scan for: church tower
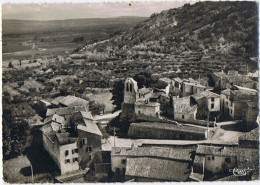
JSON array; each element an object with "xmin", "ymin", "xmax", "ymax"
[{"xmin": 124, "ymin": 78, "xmax": 138, "ymax": 104}]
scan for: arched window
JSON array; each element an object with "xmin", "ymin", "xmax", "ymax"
[
  {"xmin": 126, "ymin": 84, "xmax": 129, "ymax": 91},
  {"xmin": 130, "ymin": 83, "xmax": 132, "ymax": 92}
]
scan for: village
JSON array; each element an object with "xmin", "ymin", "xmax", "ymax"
[
  {"xmin": 3, "ymin": 66, "xmax": 258, "ymax": 183},
  {"xmin": 2, "ymin": 1, "xmax": 259, "ymax": 184}
]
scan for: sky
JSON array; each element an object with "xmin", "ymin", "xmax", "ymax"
[{"xmin": 2, "ymin": 1, "xmax": 187, "ymax": 20}]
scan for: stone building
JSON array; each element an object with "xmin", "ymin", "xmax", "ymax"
[
  {"xmin": 220, "ymin": 86, "xmax": 258, "ymax": 120},
  {"xmin": 121, "ymin": 78, "xmax": 161, "ymax": 122},
  {"xmin": 191, "ymin": 91, "xmax": 220, "ymax": 120},
  {"xmin": 182, "ymin": 80, "xmax": 206, "ymax": 97},
  {"xmin": 111, "ymin": 146, "xmax": 194, "ymax": 182},
  {"xmin": 41, "ymin": 111, "xmax": 102, "ymax": 175},
  {"xmin": 170, "ymin": 77, "xmax": 183, "ymax": 96},
  {"xmin": 243, "ymin": 102, "xmax": 259, "ymax": 128},
  {"xmin": 192, "ymin": 145, "xmax": 237, "ymax": 180}
]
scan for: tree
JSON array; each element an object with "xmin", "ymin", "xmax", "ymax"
[{"xmin": 110, "ymin": 80, "xmax": 124, "ymax": 112}]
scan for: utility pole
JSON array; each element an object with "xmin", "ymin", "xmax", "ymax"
[
  {"xmin": 113, "ymin": 126, "xmax": 116, "ymax": 147},
  {"xmin": 207, "ymin": 113, "xmax": 209, "ymax": 140},
  {"xmin": 31, "ymin": 165, "xmax": 34, "ymax": 183}
]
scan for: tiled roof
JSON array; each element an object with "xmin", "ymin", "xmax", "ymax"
[
  {"xmin": 183, "ymin": 81, "xmax": 205, "ymax": 88},
  {"xmin": 138, "ymin": 87, "xmax": 153, "ymax": 95},
  {"xmin": 192, "ymin": 90, "xmax": 220, "ymax": 100},
  {"xmin": 126, "ymin": 157, "xmax": 191, "ymax": 181},
  {"xmin": 55, "ymin": 132, "xmax": 77, "ymax": 145},
  {"xmin": 44, "ymin": 114, "xmax": 65, "ymax": 124},
  {"xmin": 40, "ymin": 99, "xmax": 51, "ymax": 106},
  {"xmin": 111, "ymin": 147, "xmax": 194, "ymax": 161},
  {"xmin": 150, "ymin": 92, "xmax": 164, "ymax": 99},
  {"xmin": 227, "ymin": 86, "xmax": 258, "ymax": 101},
  {"xmin": 227, "ymin": 75, "xmax": 253, "ymax": 83},
  {"xmin": 77, "ymin": 121, "xmax": 102, "ymax": 136},
  {"xmin": 159, "ymin": 77, "xmax": 172, "ymax": 84},
  {"xmin": 213, "ymin": 72, "xmax": 227, "ymax": 78},
  {"xmin": 40, "ymin": 123, "xmax": 53, "ymax": 134},
  {"xmin": 221, "ymin": 89, "xmax": 231, "ymax": 96},
  {"xmin": 196, "ymin": 145, "xmax": 237, "ymax": 157},
  {"xmin": 135, "ymin": 101, "xmax": 160, "ymax": 107},
  {"xmin": 51, "ymin": 96, "xmax": 65, "ymax": 105},
  {"xmin": 174, "ymin": 104, "xmax": 197, "ymax": 114},
  {"xmin": 46, "ymin": 106, "xmax": 86, "ymax": 117},
  {"xmin": 238, "ymin": 128, "xmax": 259, "ymax": 142},
  {"xmin": 59, "ymin": 95, "xmax": 89, "ymax": 107},
  {"xmin": 80, "ymin": 111, "xmax": 94, "ymax": 120},
  {"xmin": 130, "ymin": 122, "xmax": 206, "ymax": 134},
  {"xmin": 51, "ymin": 121, "xmax": 61, "ymax": 132}
]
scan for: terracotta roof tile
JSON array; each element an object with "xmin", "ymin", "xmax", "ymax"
[{"xmin": 126, "ymin": 157, "xmax": 191, "ymax": 181}]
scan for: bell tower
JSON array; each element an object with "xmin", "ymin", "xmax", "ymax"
[{"xmin": 124, "ymin": 78, "xmax": 138, "ymax": 104}]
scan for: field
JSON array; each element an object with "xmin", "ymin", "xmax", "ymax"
[{"xmin": 2, "ymin": 17, "xmax": 146, "ymax": 61}]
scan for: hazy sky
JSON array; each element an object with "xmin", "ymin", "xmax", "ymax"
[{"xmin": 2, "ymin": 2, "xmax": 187, "ymax": 20}]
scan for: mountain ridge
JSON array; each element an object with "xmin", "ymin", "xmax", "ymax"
[{"xmin": 74, "ymin": 1, "xmax": 258, "ymax": 78}]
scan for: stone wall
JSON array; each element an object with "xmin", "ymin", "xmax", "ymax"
[{"xmin": 128, "ymin": 124, "xmax": 205, "ymax": 140}]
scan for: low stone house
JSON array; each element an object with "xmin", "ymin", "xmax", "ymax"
[
  {"xmin": 220, "ymin": 86, "xmax": 258, "ymax": 120},
  {"xmin": 191, "ymin": 91, "xmax": 220, "ymax": 120},
  {"xmin": 192, "ymin": 145, "xmax": 238, "ymax": 180},
  {"xmin": 111, "ymin": 146, "xmax": 194, "ymax": 182}
]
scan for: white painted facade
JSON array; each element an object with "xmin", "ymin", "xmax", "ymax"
[
  {"xmin": 135, "ymin": 103, "xmax": 160, "ymax": 118},
  {"xmin": 42, "ymin": 133, "xmax": 79, "ymax": 175},
  {"xmin": 206, "ymin": 97, "xmax": 220, "ymax": 112}
]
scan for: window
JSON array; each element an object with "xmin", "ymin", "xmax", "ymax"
[
  {"xmin": 116, "ymin": 168, "xmax": 120, "ymax": 174},
  {"xmin": 122, "ymin": 159, "xmax": 126, "ymax": 164},
  {"xmin": 225, "ymin": 158, "xmax": 231, "ymax": 163},
  {"xmin": 212, "ymin": 156, "xmax": 215, "ymax": 160},
  {"xmin": 211, "ymin": 97, "xmax": 214, "ymax": 102},
  {"xmin": 80, "ymin": 138, "xmax": 87, "ymax": 147},
  {"xmin": 72, "ymin": 148, "xmax": 78, "ymax": 154},
  {"xmin": 126, "ymin": 84, "xmax": 129, "ymax": 92},
  {"xmin": 230, "ymin": 109, "xmax": 233, "ymax": 114},
  {"xmin": 73, "ymin": 158, "xmax": 78, "ymax": 162},
  {"xmin": 65, "ymin": 159, "xmax": 70, "ymax": 164},
  {"xmin": 87, "ymin": 146, "xmax": 92, "ymax": 152},
  {"xmin": 182, "ymin": 115, "xmax": 184, "ymax": 119},
  {"xmin": 65, "ymin": 150, "xmax": 69, "ymax": 156},
  {"xmin": 129, "ymin": 84, "xmax": 132, "ymax": 92},
  {"xmin": 231, "ymin": 102, "xmax": 233, "ymax": 106},
  {"xmin": 211, "ymin": 103, "xmax": 214, "ymax": 109},
  {"xmin": 89, "ymin": 154, "xmax": 92, "ymax": 160},
  {"xmin": 139, "ymin": 93, "xmax": 141, "ymax": 98},
  {"xmin": 226, "ymin": 102, "xmax": 228, "ymax": 105},
  {"xmin": 138, "ymin": 111, "xmax": 141, "ymax": 114},
  {"xmin": 208, "ymin": 157, "xmax": 211, "ymax": 160}
]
